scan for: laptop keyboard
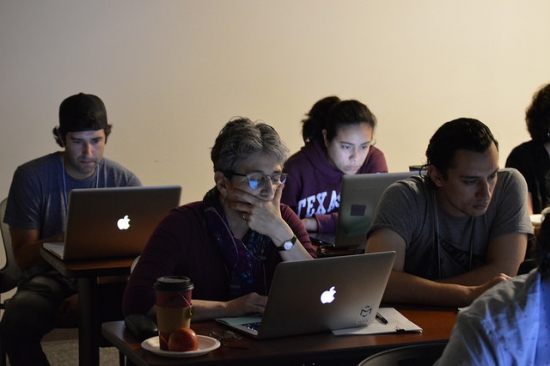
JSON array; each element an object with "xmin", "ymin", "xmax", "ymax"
[{"xmin": 244, "ymin": 322, "xmax": 262, "ymax": 332}]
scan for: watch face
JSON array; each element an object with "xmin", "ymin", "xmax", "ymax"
[{"xmin": 284, "ymin": 241, "xmax": 293, "ymax": 250}]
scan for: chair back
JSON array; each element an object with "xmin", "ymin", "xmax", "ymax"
[
  {"xmin": 518, "ymin": 258, "xmax": 537, "ymax": 275},
  {"xmin": 0, "ymin": 198, "xmax": 21, "ymax": 295},
  {"xmin": 358, "ymin": 342, "xmax": 447, "ymax": 366}
]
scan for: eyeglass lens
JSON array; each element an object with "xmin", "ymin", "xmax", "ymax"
[{"xmin": 247, "ymin": 173, "xmax": 287, "ymax": 189}]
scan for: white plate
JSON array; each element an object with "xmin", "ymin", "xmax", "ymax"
[{"xmin": 141, "ymin": 335, "xmax": 220, "ymax": 358}]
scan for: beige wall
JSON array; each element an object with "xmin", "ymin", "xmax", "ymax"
[{"xmin": 1, "ymin": 0, "xmax": 550, "ymax": 207}]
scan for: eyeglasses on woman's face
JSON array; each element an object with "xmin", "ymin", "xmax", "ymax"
[{"xmin": 230, "ymin": 172, "xmax": 288, "ymax": 190}]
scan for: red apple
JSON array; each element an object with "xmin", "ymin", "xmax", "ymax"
[{"xmin": 168, "ymin": 327, "xmax": 199, "ymax": 352}]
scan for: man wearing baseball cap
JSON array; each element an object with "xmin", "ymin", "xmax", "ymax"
[{"xmin": 0, "ymin": 93, "xmax": 141, "ymax": 365}]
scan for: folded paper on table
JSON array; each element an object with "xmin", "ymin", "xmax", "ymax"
[
  {"xmin": 531, "ymin": 214, "xmax": 542, "ymax": 227},
  {"xmin": 332, "ymin": 307, "xmax": 422, "ymax": 336}
]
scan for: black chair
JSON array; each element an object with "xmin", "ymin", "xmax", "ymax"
[
  {"xmin": 518, "ymin": 258, "xmax": 537, "ymax": 275},
  {"xmin": 0, "ymin": 198, "xmax": 22, "ymax": 309},
  {"xmin": 358, "ymin": 342, "xmax": 447, "ymax": 366},
  {"xmin": 0, "ymin": 198, "xmax": 22, "ymax": 366}
]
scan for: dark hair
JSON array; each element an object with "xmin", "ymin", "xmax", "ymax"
[
  {"xmin": 211, "ymin": 117, "xmax": 289, "ymax": 174},
  {"xmin": 526, "ymin": 83, "xmax": 550, "ymax": 144},
  {"xmin": 536, "ymin": 212, "xmax": 550, "ymax": 276},
  {"xmin": 52, "ymin": 125, "xmax": 112, "ymax": 147},
  {"xmin": 426, "ymin": 118, "xmax": 498, "ymax": 179},
  {"xmin": 301, "ymin": 96, "xmax": 340, "ymax": 142},
  {"xmin": 301, "ymin": 97, "xmax": 377, "ymax": 144}
]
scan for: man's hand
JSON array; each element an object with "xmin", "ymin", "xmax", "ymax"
[{"xmin": 467, "ymin": 273, "xmax": 510, "ymax": 304}]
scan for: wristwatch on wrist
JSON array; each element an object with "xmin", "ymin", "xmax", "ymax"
[{"xmin": 277, "ymin": 235, "xmax": 296, "ymax": 251}]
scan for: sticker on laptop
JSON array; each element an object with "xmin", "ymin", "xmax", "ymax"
[{"xmin": 357, "ymin": 305, "xmax": 373, "ymax": 324}]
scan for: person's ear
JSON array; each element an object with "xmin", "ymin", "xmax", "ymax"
[
  {"xmin": 54, "ymin": 127, "xmax": 65, "ymax": 147},
  {"xmin": 428, "ymin": 166, "xmax": 444, "ymax": 188},
  {"xmin": 322, "ymin": 129, "xmax": 329, "ymax": 148},
  {"xmin": 214, "ymin": 171, "xmax": 229, "ymax": 196}
]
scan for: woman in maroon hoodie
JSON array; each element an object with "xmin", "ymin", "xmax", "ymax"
[{"xmin": 282, "ymin": 97, "xmax": 388, "ymax": 234}]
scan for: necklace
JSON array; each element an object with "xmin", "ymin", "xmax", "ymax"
[
  {"xmin": 61, "ymin": 157, "xmax": 100, "ymax": 213},
  {"xmin": 433, "ymin": 193, "xmax": 474, "ymax": 279}
]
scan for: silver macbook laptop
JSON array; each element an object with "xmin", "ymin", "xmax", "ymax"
[
  {"xmin": 216, "ymin": 251, "xmax": 396, "ymax": 339},
  {"xmin": 310, "ymin": 172, "xmax": 415, "ymax": 250},
  {"xmin": 43, "ymin": 185, "xmax": 181, "ymax": 260}
]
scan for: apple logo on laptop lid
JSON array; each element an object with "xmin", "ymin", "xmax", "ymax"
[
  {"xmin": 117, "ymin": 215, "xmax": 131, "ymax": 230},
  {"xmin": 320, "ymin": 286, "xmax": 336, "ymax": 304}
]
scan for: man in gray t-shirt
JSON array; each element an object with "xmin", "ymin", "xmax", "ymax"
[
  {"xmin": 0, "ymin": 93, "xmax": 141, "ymax": 366},
  {"xmin": 366, "ymin": 118, "xmax": 533, "ymax": 308}
]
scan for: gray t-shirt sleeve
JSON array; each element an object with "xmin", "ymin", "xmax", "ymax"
[
  {"xmin": 488, "ymin": 168, "xmax": 533, "ymax": 239},
  {"xmin": 367, "ymin": 176, "xmax": 433, "ymax": 247}
]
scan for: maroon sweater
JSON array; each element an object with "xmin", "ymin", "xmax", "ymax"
[{"xmin": 122, "ymin": 199, "xmax": 316, "ymax": 317}]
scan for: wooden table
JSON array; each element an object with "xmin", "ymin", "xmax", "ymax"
[
  {"xmin": 40, "ymin": 248, "xmax": 135, "ymax": 366},
  {"xmin": 102, "ymin": 306, "xmax": 457, "ymax": 366}
]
